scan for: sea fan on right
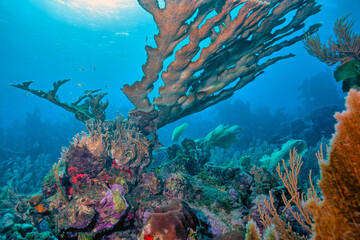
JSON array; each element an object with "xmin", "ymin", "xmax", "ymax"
[
  {"xmin": 304, "ymin": 15, "xmax": 360, "ymax": 92},
  {"xmin": 258, "ymin": 89, "xmax": 360, "ymax": 240},
  {"xmin": 306, "ymin": 89, "xmax": 360, "ymax": 239}
]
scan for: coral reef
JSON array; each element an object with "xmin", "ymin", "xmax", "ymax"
[
  {"xmin": 165, "ymin": 138, "xmax": 211, "ymax": 175},
  {"xmin": 304, "ymin": 15, "xmax": 359, "ymax": 66},
  {"xmin": 7, "ymin": 92, "xmax": 360, "ymax": 239},
  {"xmin": 0, "ymin": 213, "xmax": 56, "ymax": 240},
  {"xmin": 0, "ymin": 154, "xmax": 52, "ymax": 194},
  {"xmin": 243, "ymin": 219, "xmax": 279, "ymax": 240},
  {"xmin": 245, "ymin": 220, "xmax": 262, "ymax": 240},
  {"xmin": 0, "ymin": 110, "xmax": 84, "ymax": 196},
  {"xmin": 291, "ymin": 104, "xmax": 343, "ymax": 146},
  {"xmin": 4, "ymin": 0, "xmax": 336, "ymax": 239},
  {"xmin": 10, "ymin": 0, "xmax": 321, "ymax": 134},
  {"xmin": 10, "ymin": 132, "xmax": 291, "ymax": 239},
  {"xmin": 26, "ymin": 118, "xmax": 153, "ymax": 239}
]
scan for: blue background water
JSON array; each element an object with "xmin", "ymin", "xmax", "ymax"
[{"xmin": 0, "ymin": 0, "xmax": 359, "ymax": 146}]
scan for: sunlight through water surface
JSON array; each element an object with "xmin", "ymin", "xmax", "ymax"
[{"xmin": 31, "ymin": 0, "xmax": 142, "ymax": 28}]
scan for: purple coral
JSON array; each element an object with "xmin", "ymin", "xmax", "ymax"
[{"xmin": 94, "ymin": 185, "xmax": 129, "ymax": 233}]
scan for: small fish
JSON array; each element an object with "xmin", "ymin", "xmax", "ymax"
[
  {"xmin": 145, "ymin": 35, "xmax": 148, "ymax": 43},
  {"xmin": 78, "ymin": 67, "xmax": 85, "ymax": 71},
  {"xmin": 93, "ymin": 65, "xmax": 96, "ymax": 71},
  {"xmin": 77, "ymin": 83, "xmax": 83, "ymax": 87}
]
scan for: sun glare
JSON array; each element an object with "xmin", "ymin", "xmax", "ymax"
[
  {"xmin": 32, "ymin": 0, "xmax": 142, "ymax": 28},
  {"xmin": 57, "ymin": 0, "xmax": 137, "ymax": 12},
  {"xmin": 56, "ymin": 0, "xmax": 138, "ymax": 16}
]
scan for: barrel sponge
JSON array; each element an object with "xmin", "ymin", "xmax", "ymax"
[
  {"xmin": 307, "ymin": 89, "xmax": 360, "ymax": 239},
  {"xmin": 138, "ymin": 199, "xmax": 199, "ymax": 240}
]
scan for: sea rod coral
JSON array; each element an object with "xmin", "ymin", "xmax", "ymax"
[
  {"xmin": 256, "ymin": 89, "xmax": 360, "ymax": 240},
  {"xmin": 304, "ymin": 15, "xmax": 360, "ymax": 91}
]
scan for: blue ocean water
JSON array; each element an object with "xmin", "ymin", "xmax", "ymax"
[
  {"xmin": 0, "ymin": 0, "xmax": 358, "ymax": 140},
  {"xmin": 0, "ymin": 0, "xmax": 359, "ymax": 238},
  {"xmin": 0, "ymin": 0, "xmax": 357, "ymax": 166}
]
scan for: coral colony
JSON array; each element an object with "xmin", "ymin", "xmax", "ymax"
[{"xmin": 4, "ymin": 0, "xmax": 360, "ymax": 239}]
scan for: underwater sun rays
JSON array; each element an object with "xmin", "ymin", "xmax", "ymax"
[
  {"xmin": 32, "ymin": 0, "xmax": 141, "ymax": 28},
  {"xmin": 56, "ymin": 0, "xmax": 137, "ymax": 13}
]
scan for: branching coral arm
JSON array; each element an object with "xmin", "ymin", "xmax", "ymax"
[
  {"xmin": 10, "ymin": 80, "xmax": 109, "ymax": 122},
  {"xmin": 277, "ymin": 149, "xmax": 313, "ymax": 234},
  {"xmin": 259, "ymin": 192, "xmax": 301, "ymax": 240},
  {"xmin": 304, "ymin": 15, "xmax": 360, "ymax": 65}
]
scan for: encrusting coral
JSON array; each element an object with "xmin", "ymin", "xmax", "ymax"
[
  {"xmin": 69, "ymin": 117, "xmax": 152, "ymax": 175},
  {"xmin": 35, "ymin": 118, "xmax": 153, "ymax": 238}
]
